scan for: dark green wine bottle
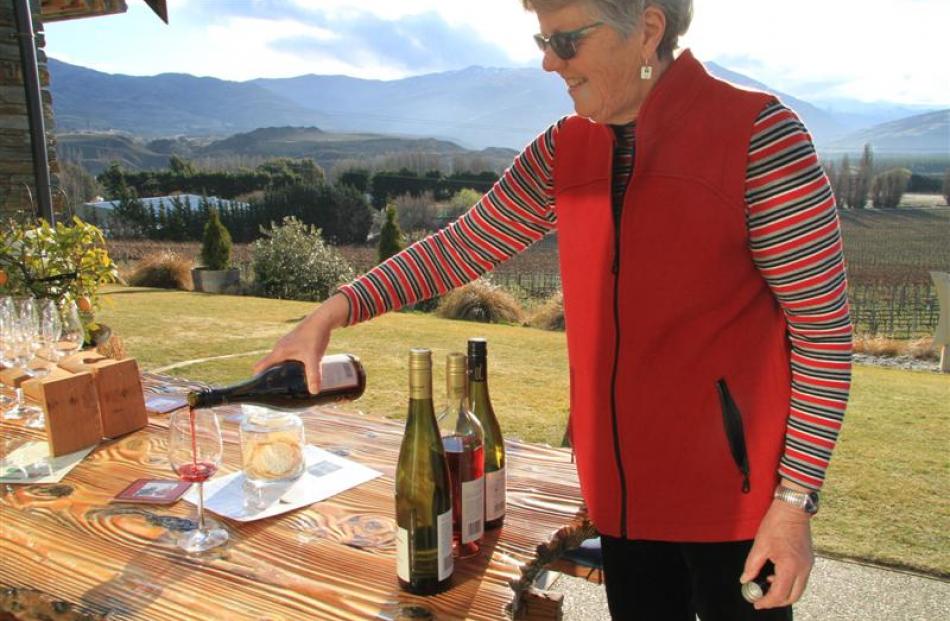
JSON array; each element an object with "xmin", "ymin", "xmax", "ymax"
[
  {"xmin": 467, "ymin": 338, "xmax": 506, "ymax": 529},
  {"xmin": 187, "ymin": 354, "xmax": 366, "ymax": 410},
  {"xmin": 395, "ymin": 349, "xmax": 454, "ymax": 594}
]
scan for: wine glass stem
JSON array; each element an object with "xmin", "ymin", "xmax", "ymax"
[{"xmin": 197, "ymin": 481, "xmax": 206, "ymax": 531}]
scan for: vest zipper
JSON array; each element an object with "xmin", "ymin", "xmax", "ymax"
[{"xmin": 610, "ymin": 201, "xmax": 628, "ymax": 538}]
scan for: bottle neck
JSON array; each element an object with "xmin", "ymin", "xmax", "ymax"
[
  {"xmin": 188, "ymin": 389, "xmax": 224, "ymax": 409},
  {"xmin": 468, "ymin": 358, "xmax": 487, "ymax": 383}
]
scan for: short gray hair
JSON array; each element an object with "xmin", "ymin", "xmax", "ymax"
[{"xmin": 522, "ymin": 0, "xmax": 693, "ymax": 59}]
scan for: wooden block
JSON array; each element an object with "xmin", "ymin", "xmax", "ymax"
[
  {"xmin": 0, "ymin": 366, "xmax": 31, "ymax": 388},
  {"xmin": 21, "ymin": 365, "xmax": 73, "ymax": 402},
  {"xmin": 58, "ymin": 352, "xmax": 147, "ymax": 439},
  {"xmin": 22, "ymin": 368, "xmax": 101, "ymax": 457}
]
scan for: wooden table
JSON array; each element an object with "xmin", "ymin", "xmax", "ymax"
[{"xmin": 1, "ymin": 373, "xmax": 591, "ymax": 620}]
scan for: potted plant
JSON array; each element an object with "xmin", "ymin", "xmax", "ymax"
[
  {"xmin": 192, "ymin": 208, "xmax": 240, "ymax": 293},
  {"xmin": 0, "ymin": 216, "xmax": 120, "ymax": 345}
]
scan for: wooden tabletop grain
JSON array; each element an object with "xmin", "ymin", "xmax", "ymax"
[{"xmin": 0, "ymin": 373, "xmax": 587, "ymax": 621}]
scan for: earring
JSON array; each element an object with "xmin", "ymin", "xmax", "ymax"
[{"xmin": 640, "ymin": 63, "xmax": 653, "ymax": 80}]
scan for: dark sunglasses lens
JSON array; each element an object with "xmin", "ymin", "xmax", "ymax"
[
  {"xmin": 550, "ymin": 33, "xmax": 576, "ymax": 60},
  {"xmin": 533, "ymin": 34, "xmax": 547, "ymax": 52}
]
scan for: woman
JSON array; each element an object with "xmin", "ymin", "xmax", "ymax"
[{"xmin": 256, "ymin": 1, "xmax": 852, "ymax": 618}]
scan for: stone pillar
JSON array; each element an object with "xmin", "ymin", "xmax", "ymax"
[{"xmin": 0, "ymin": 0, "xmax": 58, "ymax": 220}]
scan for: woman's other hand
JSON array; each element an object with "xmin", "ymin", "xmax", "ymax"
[{"xmin": 253, "ymin": 293, "xmax": 350, "ymax": 394}]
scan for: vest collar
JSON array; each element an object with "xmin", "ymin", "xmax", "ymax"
[{"xmin": 633, "ymin": 49, "xmax": 709, "ymax": 147}]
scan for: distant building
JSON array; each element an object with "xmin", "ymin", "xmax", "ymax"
[{"xmin": 78, "ymin": 193, "xmax": 248, "ymax": 235}]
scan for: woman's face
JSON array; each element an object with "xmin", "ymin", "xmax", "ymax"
[{"xmin": 537, "ymin": 3, "xmax": 647, "ymax": 125}]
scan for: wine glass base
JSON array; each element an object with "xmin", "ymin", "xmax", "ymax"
[{"xmin": 177, "ymin": 521, "xmax": 229, "ymax": 553}]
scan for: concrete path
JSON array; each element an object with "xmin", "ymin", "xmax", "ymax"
[{"xmin": 551, "ymin": 556, "xmax": 950, "ymax": 620}]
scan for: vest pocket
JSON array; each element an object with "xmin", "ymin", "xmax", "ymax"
[{"xmin": 715, "ymin": 378, "xmax": 751, "ymax": 493}]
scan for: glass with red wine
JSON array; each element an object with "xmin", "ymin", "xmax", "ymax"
[{"xmin": 168, "ymin": 408, "xmax": 228, "ymax": 552}]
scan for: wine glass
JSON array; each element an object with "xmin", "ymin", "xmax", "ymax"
[
  {"xmin": 38, "ymin": 299, "xmax": 63, "ymax": 362},
  {"xmin": 3, "ymin": 300, "xmax": 41, "ymax": 421},
  {"xmin": 58, "ymin": 300, "xmax": 84, "ymax": 358},
  {"xmin": 168, "ymin": 408, "xmax": 229, "ymax": 552},
  {"xmin": 0, "ymin": 296, "xmax": 16, "ymax": 409}
]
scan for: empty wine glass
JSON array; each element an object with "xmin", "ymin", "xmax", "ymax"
[
  {"xmin": 0, "ymin": 296, "xmax": 16, "ymax": 408},
  {"xmin": 58, "ymin": 300, "xmax": 84, "ymax": 358},
  {"xmin": 38, "ymin": 299, "xmax": 63, "ymax": 362},
  {"xmin": 168, "ymin": 408, "xmax": 228, "ymax": 553},
  {"xmin": 3, "ymin": 298, "xmax": 43, "ymax": 421}
]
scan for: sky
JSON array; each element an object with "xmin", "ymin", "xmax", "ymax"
[{"xmin": 45, "ymin": 0, "xmax": 950, "ymax": 107}]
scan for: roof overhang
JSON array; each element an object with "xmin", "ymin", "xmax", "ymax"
[{"xmin": 40, "ymin": 0, "xmax": 168, "ymax": 24}]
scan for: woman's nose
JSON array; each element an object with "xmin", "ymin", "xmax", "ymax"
[{"xmin": 541, "ymin": 47, "xmax": 566, "ymax": 73}]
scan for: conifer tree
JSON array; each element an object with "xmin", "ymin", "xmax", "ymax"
[{"xmin": 377, "ymin": 204, "xmax": 405, "ymax": 263}]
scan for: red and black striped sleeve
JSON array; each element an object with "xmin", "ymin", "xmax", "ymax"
[
  {"xmin": 338, "ymin": 121, "xmax": 560, "ymax": 322},
  {"xmin": 745, "ymin": 99, "xmax": 853, "ymax": 491}
]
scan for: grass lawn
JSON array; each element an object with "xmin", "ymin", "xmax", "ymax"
[{"xmin": 97, "ymin": 286, "xmax": 949, "ymax": 576}]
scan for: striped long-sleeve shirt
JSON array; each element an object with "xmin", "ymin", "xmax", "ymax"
[{"xmin": 339, "ymin": 99, "xmax": 852, "ymax": 490}]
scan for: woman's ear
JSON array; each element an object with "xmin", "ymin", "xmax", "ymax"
[{"xmin": 639, "ymin": 5, "xmax": 667, "ymax": 61}]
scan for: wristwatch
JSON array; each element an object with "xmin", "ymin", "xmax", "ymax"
[{"xmin": 774, "ymin": 485, "xmax": 820, "ymax": 515}]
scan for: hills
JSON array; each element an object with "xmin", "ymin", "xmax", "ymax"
[
  {"xmin": 56, "ymin": 126, "xmax": 517, "ymax": 176},
  {"xmin": 48, "ymin": 58, "xmax": 947, "ymax": 169},
  {"xmin": 827, "ymin": 109, "xmax": 949, "ymax": 154}
]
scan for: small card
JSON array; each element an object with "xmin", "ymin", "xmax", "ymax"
[
  {"xmin": 185, "ymin": 445, "xmax": 382, "ymax": 522},
  {"xmin": 145, "ymin": 394, "xmax": 188, "ymax": 414},
  {"xmin": 112, "ymin": 478, "xmax": 192, "ymax": 504},
  {"xmin": 0, "ymin": 441, "xmax": 94, "ymax": 484}
]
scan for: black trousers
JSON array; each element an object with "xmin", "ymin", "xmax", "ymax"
[{"xmin": 600, "ymin": 536, "xmax": 793, "ymax": 621}]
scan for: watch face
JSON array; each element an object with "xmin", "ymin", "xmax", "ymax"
[{"xmin": 804, "ymin": 492, "xmax": 820, "ymax": 514}]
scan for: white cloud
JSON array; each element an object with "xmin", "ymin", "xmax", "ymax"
[{"xmin": 46, "ymin": 0, "xmax": 949, "ymax": 105}]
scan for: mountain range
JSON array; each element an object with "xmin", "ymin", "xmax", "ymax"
[{"xmin": 48, "ymin": 58, "xmax": 948, "ymax": 164}]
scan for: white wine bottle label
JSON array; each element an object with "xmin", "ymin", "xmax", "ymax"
[
  {"xmin": 460, "ymin": 476, "xmax": 485, "ymax": 544},
  {"xmin": 485, "ymin": 467, "xmax": 506, "ymax": 521},
  {"xmin": 437, "ymin": 509, "xmax": 453, "ymax": 581},
  {"xmin": 320, "ymin": 355, "xmax": 359, "ymax": 390},
  {"xmin": 396, "ymin": 526, "xmax": 410, "ymax": 582}
]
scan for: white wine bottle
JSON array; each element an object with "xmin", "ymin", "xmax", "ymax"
[
  {"xmin": 467, "ymin": 338, "xmax": 506, "ymax": 530},
  {"xmin": 438, "ymin": 352, "xmax": 484, "ymax": 559},
  {"xmin": 395, "ymin": 349, "xmax": 454, "ymax": 594},
  {"xmin": 187, "ymin": 354, "xmax": 365, "ymax": 410}
]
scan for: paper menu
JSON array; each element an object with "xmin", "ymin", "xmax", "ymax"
[
  {"xmin": 0, "ymin": 441, "xmax": 95, "ymax": 484},
  {"xmin": 184, "ymin": 444, "xmax": 382, "ymax": 522}
]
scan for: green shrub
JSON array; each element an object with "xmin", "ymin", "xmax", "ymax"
[
  {"xmin": 252, "ymin": 217, "xmax": 355, "ymax": 301},
  {"xmin": 378, "ymin": 205, "xmax": 405, "ymax": 263},
  {"xmin": 527, "ymin": 291, "xmax": 564, "ymax": 331},
  {"xmin": 127, "ymin": 251, "xmax": 194, "ymax": 290},
  {"xmin": 436, "ymin": 278, "xmax": 524, "ymax": 324},
  {"xmin": 201, "ymin": 208, "xmax": 232, "ymax": 270}
]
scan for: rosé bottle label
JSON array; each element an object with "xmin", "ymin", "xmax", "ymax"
[{"xmin": 461, "ymin": 476, "xmax": 485, "ymax": 543}]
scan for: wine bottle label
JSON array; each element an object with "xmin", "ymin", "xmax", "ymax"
[
  {"xmin": 396, "ymin": 526, "xmax": 410, "ymax": 582},
  {"xmin": 486, "ymin": 467, "xmax": 506, "ymax": 521},
  {"xmin": 320, "ymin": 355, "xmax": 359, "ymax": 390},
  {"xmin": 461, "ymin": 476, "xmax": 485, "ymax": 544},
  {"xmin": 438, "ymin": 509, "xmax": 453, "ymax": 580}
]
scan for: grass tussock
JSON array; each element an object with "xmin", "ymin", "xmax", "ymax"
[
  {"xmin": 854, "ymin": 335, "xmax": 938, "ymax": 361},
  {"xmin": 527, "ymin": 291, "xmax": 564, "ymax": 331},
  {"xmin": 126, "ymin": 251, "xmax": 194, "ymax": 291},
  {"xmin": 436, "ymin": 279, "xmax": 524, "ymax": 324}
]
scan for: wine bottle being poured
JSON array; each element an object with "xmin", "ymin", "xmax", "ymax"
[{"xmin": 187, "ymin": 354, "xmax": 366, "ymax": 410}]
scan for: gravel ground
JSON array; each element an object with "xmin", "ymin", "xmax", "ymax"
[
  {"xmin": 852, "ymin": 353, "xmax": 941, "ymax": 372},
  {"xmin": 550, "ymin": 557, "xmax": 950, "ymax": 620}
]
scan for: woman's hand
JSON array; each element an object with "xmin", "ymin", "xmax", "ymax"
[
  {"xmin": 740, "ymin": 494, "xmax": 815, "ymax": 609},
  {"xmin": 253, "ymin": 293, "xmax": 350, "ymax": 394}
]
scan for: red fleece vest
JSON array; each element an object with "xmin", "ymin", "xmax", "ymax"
[{"xmin": 555, "ymin": 50, "xmax": 790, "ymax": 541}]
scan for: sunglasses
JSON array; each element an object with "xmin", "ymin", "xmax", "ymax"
[{"xmin": 533, "ymin": 21, "xmax": 603, "ymax": 60}]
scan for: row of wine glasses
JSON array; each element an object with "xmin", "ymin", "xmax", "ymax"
[{"xmin": 0, "ymin": 296, "xmax": 85, "ymax": 427}]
